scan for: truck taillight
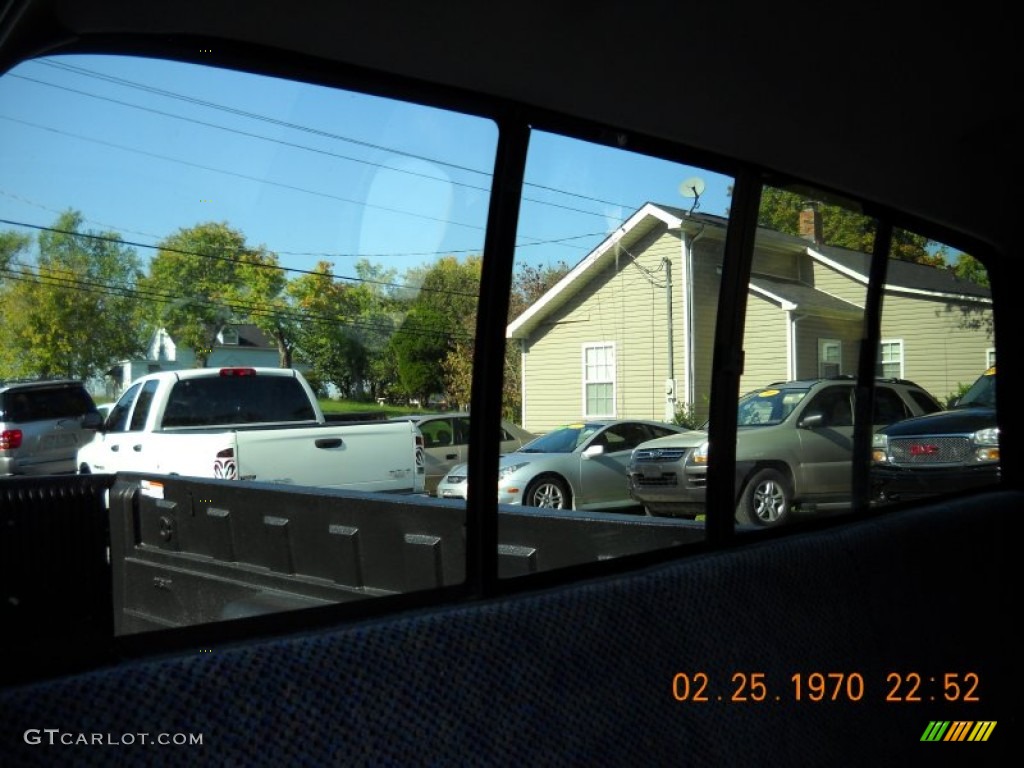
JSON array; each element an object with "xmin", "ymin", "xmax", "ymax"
[
  {"xmin": 219, "ymin": 367, "xmax": 256, "ymax": 377},
  {"xmin": 0, "ymin": 429, "xmax": 22, "ymax": 450}
]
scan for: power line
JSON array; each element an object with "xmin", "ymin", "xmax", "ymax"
[{"xmin": 37, "ymin": 59, "xmax": 638, "ymax": 212}]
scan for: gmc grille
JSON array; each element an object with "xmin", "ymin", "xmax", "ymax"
[{"xmin": 888, "ymin": 436, "xmax": 973, "ymax": 465}]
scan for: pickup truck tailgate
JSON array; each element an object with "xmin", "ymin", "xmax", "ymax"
[{"xmin": 235, "ymin": 421, "xmax": 422, "ymax": 491}]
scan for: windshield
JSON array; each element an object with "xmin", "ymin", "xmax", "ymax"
[
  {"xmin": 736, "ymin": 387, "xmax": 808, "ymax": 426},
  {"xmin": 956, "ymin": 369, "xmax": 996, "ymax": 409},
  {"xmin": 518, "ymin": 423, "xmax": 603, "ymax": 453}
]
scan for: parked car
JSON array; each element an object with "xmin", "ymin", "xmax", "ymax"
[
  {"xmin": 628, "ymin": 377, "xmax": 944, "ymax": 526},
  {"xmin": 0, "ymin": 379, "xmax": 100, "ymax": 476},
  {"xmin": 437, "ymin": 418, "xmax": 686, "ymax": 510},
  {"xmin": 389, "ymin": 412, "xmax": 535, "ymax": 495},
  {"xmin": 871, "ymin": 366, "xmax": 998, "ymax": 503}
]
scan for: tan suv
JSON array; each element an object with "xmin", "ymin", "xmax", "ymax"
[
  {"xmin": 628, "ymin": 377, "xmax": 944, "ymax": 526},
  {"xmin": 0, "ymin": 379, "xmax": 101, "ymax": 476}
]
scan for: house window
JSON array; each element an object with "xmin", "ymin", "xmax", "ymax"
[
  {"xmin": 877, "ymin": 340, "xmax": 903, "ymax": 379},
  {"xmin": 987, "ymin": 348, "xmax": 996, "ymax": 369},
  {"xmin": 583, "ymin": 343, "xmax": 615, "ymax": 417},
  {"xmin": 219, "ymin": 327, "xmax": 239, "ymax": 345},
  {"xmin": 818, "ymin": 339, "xmax": 842, "ymax": 378}
]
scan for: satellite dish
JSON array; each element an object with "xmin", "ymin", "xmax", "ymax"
[
  {"xmin": 679, "ymin": 176, "xmax": 705, "ymax": 214},
  {"xmin": 679, "ymin": 177, "xmax": 705, "ymax": 198}
]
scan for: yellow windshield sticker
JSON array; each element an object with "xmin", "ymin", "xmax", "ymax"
[{"xmin": 759, "ymin": 389, "xmax": 780, "ymax": 397}]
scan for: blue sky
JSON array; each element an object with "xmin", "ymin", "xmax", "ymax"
[{"xmin": 0, "ymin": 53, "xmax": 734, "ymax": 284}]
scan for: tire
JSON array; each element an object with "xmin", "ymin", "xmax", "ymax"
[
  {"xmin": 523, "ymin": 475, "xmax": 571, "ymax": 509},
  {"xmin": 736, "ymin": 468, "xmax": 792, "ymax": 527}
]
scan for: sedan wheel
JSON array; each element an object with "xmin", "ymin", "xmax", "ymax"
[
  {"xmin": 736, "ymin": 468, "xmax": 792, "ymax": 526},
  {"xmin": 524, "ymin": 476, "xmax": 571, "ymax": 509}
]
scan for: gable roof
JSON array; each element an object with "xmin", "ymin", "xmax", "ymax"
[
  {"xmin": 508, "ymin": 203, "xmax": 991, "ymax": 339},
  {"xmin": 507, "ymin": 203, "xmax": 724, "ymax": 340},
  {"xmin": 809, "ymin": 244, "xmax": 992, "ymax": 301},
  {"xmin": 216, "ymin": 323, "xmax": 275, "ymax": 348}
]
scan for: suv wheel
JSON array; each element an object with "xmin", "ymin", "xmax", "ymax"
[{"xmin": 736, "ymin": 468, "xmax": 792, "ymax": 526}]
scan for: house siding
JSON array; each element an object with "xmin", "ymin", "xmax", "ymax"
[
  {"xmin": 808, "ymin": 256, "xmax": 868, "ymax": 305},
  {"xmin": 514, "ymin": 206, "xmax": 993, "ymax": 436},
  {"xmin": 520, "ymin": 228, "xmax": 679, "ymax": 433},
  {"xmin": 880, "ymin": 289, "xmax": 993, "ymax": 403},
  {"xmin": 739, "ymin": 295, "xmax": 790, "ymax": 394}
]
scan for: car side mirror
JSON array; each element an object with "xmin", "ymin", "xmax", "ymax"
[
  {"xmin": 582, "ymin": 445, "xmax": 605, "ymax": 459},
  {"xmin": 798, "ymin": 412, "xmax": 825, "ymax": 429}
]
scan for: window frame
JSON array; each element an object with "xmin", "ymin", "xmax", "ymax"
[
  {"xmin": 581, "ymin": 342, "xmax": 616, "ymax": 418},
  {"xmin": 818, "ymin": 338, "xmax": 842, "ymax": 378},
  {"xmin": 0, "ymin": 39, "xmax": 1003, "ymax": 673},
  {"xmin": 877, "ymin": 339, "xmax": 904, "ymax": 379}
]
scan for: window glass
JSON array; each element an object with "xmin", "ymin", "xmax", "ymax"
[
  {"xmin": 735, "ymin": 186, "xmax": 875, "ymax": 531},
  {"xmin": 128, "ymin": 379, "xmax": 159, "ymax": 431},
  {"xmin": 878, "ymin": 340, "xmax": 903, "ymax": 378},
  {"xmin": 498, "ymin": 128, "xmax": 735, "ymax": 575},
  {"xmin": 872, "ymin": 231, "xmax": 997, "ymax": 505},
  {"xmin": 0, "ymin": 53, "xmax": 496, "ymax": 631},
  {"xmin": 583, "ymin": 343, "xmax": 616, "ymax": 417},
  {"xmin": 108, "ymin": 383, "xmax": 140, "ymax": 433}
]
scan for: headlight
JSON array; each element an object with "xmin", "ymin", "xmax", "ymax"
[
  {"xmin": 498, "ymin": 462, "xmax": 531, "ymax": 480},
  {"xmin": 690, "ymin": 441, "xmax": 709, "ymax": 465},
  {"xmin": 871, "ymin": 433, "xmax": 889, "ymax": 464},
  {"xmin": 973, "ymin": 427, "xmax": 999, "ymax": 462}
]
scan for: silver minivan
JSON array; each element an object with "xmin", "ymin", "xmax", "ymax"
[{"xmin": 0, "ymin": 379, "xmax": 100, "ymax": 475}]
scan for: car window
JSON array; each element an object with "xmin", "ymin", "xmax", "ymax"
[
  {"xmin": 906, "ymin": 388, "xmax": 944, "ymax": 415},
  {"xmin": 873, "ymin": 387, "xmax": 912, "ymax": 425},
  {"xmin": 0, "ymin": 51, "xmax": 495, "ymax": 629},
  {"xmin": 805, "ymin": 388, "xmax": 853, "ymax": 428},
  {"xmin": 107, "ymin": 383, "xmax": 140, "ymax": 433},
  {"xmin": 958, "ymin": 370, "xmax": 996, "ymax": 408},
  {"xmin": 452, "ymin": 417, "xmax": 470, "ymax": 445},
  {"xmin": 129, "ymin": 379, "xmax": 159, "ymax": 432},
  {"xmin": 0, "ymin": 45, "xmax": 999, "ymax": 645}
]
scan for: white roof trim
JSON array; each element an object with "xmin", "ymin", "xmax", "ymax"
[
  {"xmin": 749, "ymin": 283, "xmax": 798, "ymax": 311},
  {"xmin": 807, "ymin": 247, "xmax": 992, "ymax": 305},
  {"xmin": 507, "ymin": 203, "xmax": 683, "ymax": 338}
]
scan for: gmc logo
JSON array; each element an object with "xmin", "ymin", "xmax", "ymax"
[{"xmin": 909, "ymin": 443, "xmax": 940, "ymax": 456}]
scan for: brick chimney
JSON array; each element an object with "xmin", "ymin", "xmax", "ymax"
[{"xmin": 798, "ymin": 201, "xmax": 823, "ymax": 244}]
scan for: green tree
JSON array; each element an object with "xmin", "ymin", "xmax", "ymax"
[
  {"xmin": 288, "ymin": 262, "xmax": 370, "ymax": 397},
  {"xmin": 951, "ymin": 253, "xmax": 990, "ymax": 287},
  {"xmin": 442, "ymin": 259, "xmax": 571, "ymax": 418},
  {"xmin": 142, "ymin": 222, "xmax": 290, "ymax": 367},
  {"xmin": 392, "ymin": 255, "xmax": 481, "ymax": 404},
  {"xmin": 755, "ymin": 187, "xmax": 942, "ymax": 265},
  {"xmin": 0, "ymin": 211, "xmax": 144, "ymax": 380},
  {"xmin": 0, "ymin": 230, "xmax": 31, "ymax": 275}
]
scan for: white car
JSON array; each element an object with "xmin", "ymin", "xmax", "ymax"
[{"xmin": 436, "ymin": 418, "xmax": 686, "ymax": 510}]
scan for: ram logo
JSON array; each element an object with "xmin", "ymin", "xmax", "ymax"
[{"xmin": 213, "ymin": 458, "xmax": 238, "ymax": 479}]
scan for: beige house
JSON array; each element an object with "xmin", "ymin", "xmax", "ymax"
[{"xmin": 507, "ymin": 203, "xmax": 993, "ymax": 434}]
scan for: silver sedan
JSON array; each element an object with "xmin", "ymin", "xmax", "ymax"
[{"xmin": 436, "ymin": 418, "xmax": 687, "ymax": 510}]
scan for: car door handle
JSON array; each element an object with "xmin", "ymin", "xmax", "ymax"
[
  {"xmin": 133, "ymin": 444, "xmax": 143, "ymax": 452},
  {"xmin": 445, "ymin": 452, "xmax": 457, "ymax": 460},
  {"xmin": 315, "ymin": 438, "xmax": 343, "ymax": 449},
  {"xmin": 111, "ymin": 444, "xmax": 119, "ymax": 452}
]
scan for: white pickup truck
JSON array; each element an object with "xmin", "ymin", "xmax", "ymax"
[{"xmin": 78, "ymin": 367, "xmax": 424, "ymax": 493}]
